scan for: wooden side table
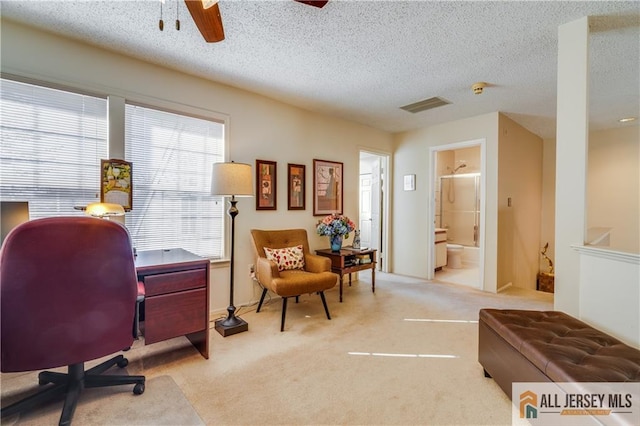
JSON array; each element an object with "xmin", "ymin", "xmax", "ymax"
[{"xmin": 315, "ymin": 247, "xmax": 376, "ymax": 302}]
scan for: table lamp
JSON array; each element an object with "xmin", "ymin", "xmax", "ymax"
[
  {"xmin": 210, "ymin": 161, "xmax": 254, "ymax": 337},
  {"xmin": 85, "ymin": 202, "xmax": 125, "ymax": 220}
]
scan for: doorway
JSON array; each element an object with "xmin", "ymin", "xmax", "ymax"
[
  {"xmin": 428, "ymin": 140, "xmax": 486, "ymax": 289},
  {"xmin": 359, "ymin": 150, "xmax": 390, "ymax": 272}
]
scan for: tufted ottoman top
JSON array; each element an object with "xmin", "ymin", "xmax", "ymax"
[{"xmin": 479, "ymin": 309, "xmax": 640, "ymax": 383}]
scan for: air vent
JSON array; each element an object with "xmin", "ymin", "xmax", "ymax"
[{"xmin": 400, "ymin": 97, "xmax": 450, "ymax": 114}]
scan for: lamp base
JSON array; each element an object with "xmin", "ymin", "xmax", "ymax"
[{"xmin": 214, "ymin": 315, "xmax": 248, "ymax": 337}]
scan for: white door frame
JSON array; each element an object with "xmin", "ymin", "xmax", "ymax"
[
  {"xmin": 426, "ymin": 138, "xmax": 486, "ymax": 289},
  {"xmin": 359, "ymin": 148, "xmax": 391, "ymax": 272}
]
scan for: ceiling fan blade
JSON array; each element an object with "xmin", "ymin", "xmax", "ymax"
[
  {"xmin": 184, "ymin": 0, "xmax": 225, "ymax": 43},
  {"xmin": 294, "ymin": 1, "xmax": 329, "ymax": 8}
]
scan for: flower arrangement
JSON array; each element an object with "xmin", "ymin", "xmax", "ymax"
[{"xmin": 316, "ymin": 213, "xmax": 355, "ymax": 239}]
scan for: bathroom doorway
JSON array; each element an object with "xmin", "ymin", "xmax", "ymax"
[{"xmin": 428, "ymin": 140, "xmax": 485, "ymax": 289}]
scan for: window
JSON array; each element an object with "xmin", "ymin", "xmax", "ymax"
[
  {"xmin": 0, "ymin": 78, "xmax": 108, "ymax": 218},
  {"xmin": 0, "ymin": 79, "xmax": 225, "ymax": 259},
  {"xmin": 125, "ymin": 104, "xmax": 226, "ymax": 259}
]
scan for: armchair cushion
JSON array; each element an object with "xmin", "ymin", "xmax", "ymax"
[{"xmin": 264, "ymin": 245, "xmax": 305, "ymax": 271}]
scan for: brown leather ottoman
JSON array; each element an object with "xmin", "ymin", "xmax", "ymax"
[{"xmin": 478, "ymin": 309, "xmax": 640, "ymax": 399}]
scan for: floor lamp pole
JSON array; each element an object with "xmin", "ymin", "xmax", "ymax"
[{"xmin": 214, "ymin": 196, "xmax": 249, "ymax": 337}]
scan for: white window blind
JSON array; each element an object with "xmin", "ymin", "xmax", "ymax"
[
  {"xmin": 124, "ymin": 104, "xmax": 225, "ymax": 259},
  {"xmin": 0, "ymin": 78, "xmax": 107, "ymax": 218}
]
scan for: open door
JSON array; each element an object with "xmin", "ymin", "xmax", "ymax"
[
  {"xmin": 359, "ymin": 174, "xmax": 372, "ymax": 249},
  {"xmin": 359, "ymin": 151, "xmax": 389, "ymax": 272}
]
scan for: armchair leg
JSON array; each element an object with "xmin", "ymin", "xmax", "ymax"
[
  {"xmin": 319, "ymin": 291, "xmax": 331, "ymax": 320},
  {"xmin": 281, "ymin": 297, "xmax": 288, "ymax": 332},
  {"xmin": 257, "ymin": 288, "xmax": 268, "ymax": 312}
]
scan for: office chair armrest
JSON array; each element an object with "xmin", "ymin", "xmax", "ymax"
[{"xmin": 304, "ymin": 254, "xmax": 331, "ymax": 273}]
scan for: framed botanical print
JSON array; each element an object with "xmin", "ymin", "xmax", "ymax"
[
  {"xmin": 287, "ymin": 163, "xmax": 305, "ymax": 210},
  {"xmin": 256, "ymin": 159, "xmax": 277, "ymax": 210},
  {"xmin": 100, "ymin": 159, "xmax": 132, "ymax": 211},
  {"xmin": 313, "ymin": 159, "xmax": 343, "ymax": 216}
]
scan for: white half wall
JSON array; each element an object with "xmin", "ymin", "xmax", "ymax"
[{"xmin": 575, "ymin": 247, "xmax": 640, "ymax": 346}]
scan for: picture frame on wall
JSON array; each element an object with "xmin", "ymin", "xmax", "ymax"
[
  {"xmin": 256, "ymin": 159, "xmax": 277, "ymax": 210},
  {"xmin": 313, "ymin": 159, "xmax": 343, "ymax": 216},
  {"xmin": 100, "ymin": 159, "xmax": 132, "ymax": 211},
  {"xmin": 287, "ymin": 163, "xmax": 306, "ymax": 210}
]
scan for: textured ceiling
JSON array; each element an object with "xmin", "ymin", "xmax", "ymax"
[{"xmin": 1, "ymin": 0, "xmax": 639, "ymax": 139}]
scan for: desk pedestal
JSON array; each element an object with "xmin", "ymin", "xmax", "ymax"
[{"xmin": 136, "ymin": 249, "xmax": 210, "ymax": 359}]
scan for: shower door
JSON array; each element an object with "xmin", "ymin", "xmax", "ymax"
[{"xmin": 439, "ymin": 174, "xmax": 480, "ymax": 247}]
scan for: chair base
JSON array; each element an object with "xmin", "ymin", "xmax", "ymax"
[
  {"xmin": 257, "ymin": 288, "xmax": 331, "ymax": 332},
  {"xmin": 1, "ymin": 354, "xmax": 145, "ymax": 426}
]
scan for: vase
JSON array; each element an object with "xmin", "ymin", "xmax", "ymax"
[{"xmin": 330, "ymin": 234, "xmax": 343, "ymax": 252}]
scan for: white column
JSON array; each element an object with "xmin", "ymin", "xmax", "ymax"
[{"xmin": 554, "ymin": 17, "xmax": 589, "ymax": 316}]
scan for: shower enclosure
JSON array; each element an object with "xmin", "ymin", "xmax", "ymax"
[{"xmin": 439, "ymin": 173, "xmax": 480, "ymax": 247}]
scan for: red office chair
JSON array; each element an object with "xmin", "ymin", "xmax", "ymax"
[{"xmin": 0, "ymin": 217, "xmax": 145, "ymax": 425}]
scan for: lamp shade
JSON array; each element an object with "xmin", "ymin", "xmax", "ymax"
[
  {"xmin": 85, "ymin": 202, "xmax": 125, "ymax": 218},
  {"xmin": 210, "ymin": 162, "xmax": 254, "ymax": 197}
]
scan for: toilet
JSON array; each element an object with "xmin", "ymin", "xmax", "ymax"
[{"xmin": 446, "ymin": 244, "xmax": 464, "ymax": 269}]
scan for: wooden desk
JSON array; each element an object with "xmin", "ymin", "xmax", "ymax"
[
  {"xmin": 315, "ymin": 247, "xmax": 376, "ymax": 302},
  {"xmin": 136, "ymin": 248, "xmax": 210, "ymax": 359}
]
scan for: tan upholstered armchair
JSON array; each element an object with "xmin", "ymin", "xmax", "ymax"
[{"xmin": 250, "ymin": 229, "xmax": 338, "ymax": 331}]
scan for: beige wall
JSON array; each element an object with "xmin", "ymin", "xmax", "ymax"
[
  {"xmin": 542, "ymin": 125, "xmax": 640, "ymax": 267},
  {"xmin": 393, "ymin": 112, "xmax": 544, "ymax": 293},
  {"xmin": 392, "ymin": 112, "xmax": 499, "ymax": 292},
  {"xmin": 587, "ymin": 126, "xmax": 640, "ymax": 253},
  {"xmin": 540, "ymin": 136, "xmax": 556, "ymax": 273},
  {"xmin": 497, "ymin": 114, "xmax": 543, "ymax": 290},
  {"xmin": 0, "ymin": 20, "xmax": 394, "ymax": 314}
]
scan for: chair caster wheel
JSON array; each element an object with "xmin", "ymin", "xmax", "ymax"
[
  {"xmin": 133, "ymin": 382, "xmax": 145, "ymax": 395},
  {"xmin": 117, "ymin": 357, "xmax": 129, "ymax": 368}
]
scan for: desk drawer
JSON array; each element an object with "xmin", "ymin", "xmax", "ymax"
[
  {"xmin": 143, "ymin": 269, "xmax": 205, "ymax": 296},
  {"xmin": 144, "ymin": 288, "xmax": 207, "ymax": 344}
]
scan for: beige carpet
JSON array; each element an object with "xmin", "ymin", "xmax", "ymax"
[
  {"xmin": 2, "ymin": 271, "xmax": 553, "ymax": 425},
  {"xmin": 1, "ymin": 375, "xmax": 204, "ymax": 425}
]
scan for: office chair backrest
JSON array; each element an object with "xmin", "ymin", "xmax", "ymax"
[{"xmin": 0, "ymin": 216, "xmax": 138, "ymax": 372}]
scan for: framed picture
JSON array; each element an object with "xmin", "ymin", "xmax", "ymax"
[
  {"xmin": 256, "ymin": 159, "xmax": 277, "ymax": 210},
  {"xmin": 313, "ymin": 159, "xmax": 343, "ymax": 216},
  {"xmin": 287, "ymin": 163, "xmax": 306, "ymax": 210},
  {"xmin": 100, "ymin": 159, "xmax": 132, "ymax": 211}
]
